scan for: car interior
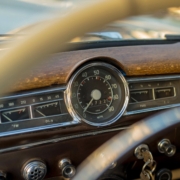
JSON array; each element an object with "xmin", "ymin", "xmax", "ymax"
[{"xmin": 1, "ymin": 0, "xmax": 180, "ymax": 180}]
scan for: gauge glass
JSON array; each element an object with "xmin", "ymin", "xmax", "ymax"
[
  {"xmin": 65, "ymin": 62, "xmax": 129, "ymax": 126},
  {"xmin": 32, "ymin": 101, "xmax": 61, "ymax": 118},
  {"xmin": 129, "ymin": 89, "xmax": 153, "ymax": 103},
  {"xmin": 1, "ymin": 107, "xmax": 29, "ymax": 123},
  {"xmin": 77, "ymin": 76, "xmax": 113, "ymax": 114}
]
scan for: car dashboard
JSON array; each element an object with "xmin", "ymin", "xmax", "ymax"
[{"xmin": 0, "ymin": 41, "xmax": 180, "ymax": 180}]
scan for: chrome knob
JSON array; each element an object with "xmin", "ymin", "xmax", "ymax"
[
  {"xmin": 156, "ymin": 168, "xmax": 172, "ymax": 180},
  {"xmin": 22, "ymin": 160, "xmax": 47, "ymax": 180},
  {"xmin": 158, "ymin": 139, "xmax": 176, "ymax": 157},
  {"xmin": 59, "ymin": 158, "xmax": 76, "ymax": 178}
]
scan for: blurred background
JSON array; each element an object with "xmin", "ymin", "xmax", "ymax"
[{"xmin": 1, "ymin": 0, "xmax": 180, "ymax": 41}]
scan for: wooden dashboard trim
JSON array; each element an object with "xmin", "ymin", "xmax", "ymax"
[{"xmin": 9, "ymin": 42, "xmax": 180, "ymax": 92}]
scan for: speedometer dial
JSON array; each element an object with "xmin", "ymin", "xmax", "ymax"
[{"xmin": 65, "ymin": 62, "xmax": 129, "ymax": 126}]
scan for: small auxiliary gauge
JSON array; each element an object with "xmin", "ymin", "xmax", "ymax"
[
  {"xmin": 65, "ymin": 62, "xmax": 129, "ymax": 126},
  {"xmin": 1, "ymin": 107, "xmax": 29, "ymax": 123},
  {"xmin": 129, "ymin": 89, "xmax": 153, "ymax": 103},
  {"xmin": 32, "ymin": 102, "xmax": 61, "ymax": 118}
]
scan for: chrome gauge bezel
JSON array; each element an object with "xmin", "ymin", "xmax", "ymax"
[{"xmin": 64, "ymin": 62, "xmax": 129, "ymax": 127}]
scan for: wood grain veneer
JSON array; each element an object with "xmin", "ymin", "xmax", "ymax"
[{"xmin": 9, "ymin": 42, "xmax": 180, "ymax": 92}]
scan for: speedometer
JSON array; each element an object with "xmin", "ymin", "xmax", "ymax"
[{"xmin": 65, "ymin": 62, "xmax": 129, "ymax": 126}]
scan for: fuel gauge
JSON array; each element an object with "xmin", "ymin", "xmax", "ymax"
[
  {"xmin": 129, "ymin": 89, "xmax": 153, "ymax": 103},
  {"xmin": 32, "ymin": 101, "xmax": 61, "ymax": 118},
  {"xmin": 1, "ymin": 107, "xmax": 29, "ymax": 123}
]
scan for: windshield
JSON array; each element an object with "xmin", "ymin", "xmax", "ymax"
[{"xmin": 1, "ymin": 0, "xmax": 180, "ymax": 41}]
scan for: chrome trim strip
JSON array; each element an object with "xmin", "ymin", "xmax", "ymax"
[
  {"xmin": 0, "ymin": 118, "xmax": 80, "ymax": 138},
  {"xmin": 126, "ymin": 75, "xmax": 180, "ymax": 82},
  {"xmin": 0, "ymin": 127, "xmax": 127, "ymax": 154},
  {"xmin": 125, "ymin": 75, "xmax": 180, "ymax": 115},
  {"xmin": 0, "ymin": 86, "xmax": 66, "ymax": 100}
]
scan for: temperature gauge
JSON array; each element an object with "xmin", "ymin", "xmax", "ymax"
[
  {"xmin": 32, "ymin": 101, "xmax": 61, "ymax": 118},
  {"xmin": 129, "ymin": 89, "xmax": 153, "ymax": 103},
  {"xmin": 1, "ymin": 107, "xmax": 29, "ymax": 123}
]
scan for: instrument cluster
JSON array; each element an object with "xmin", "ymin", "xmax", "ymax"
[{"xmin": 0, "ymin": 61, "xmax": 179, "ymax": 136}]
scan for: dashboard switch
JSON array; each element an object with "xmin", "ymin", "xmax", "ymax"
[
  {"xmin": 59, "ymin": 158, "xmax": 76, "ymax": 178},
  {"xmin": 22, "ymin": 160, "xmax": 47, "ymax": 180},
  {"xmin": 158, "ymin": 139, "xmax": 176, "ymax": 157},
  {"xmin": 156, "ymin": 168, "xmax": 172, "ymax": 180}
]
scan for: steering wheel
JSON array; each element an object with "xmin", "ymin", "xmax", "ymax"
[{"xmin": 0, "ymin": 1, "xmax": 180, "ymax": 180}]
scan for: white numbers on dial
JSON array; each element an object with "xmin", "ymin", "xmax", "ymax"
[
  {"xmin": 73, "ymin": 81, "xmax": 78, "ymax": 87},
  {"xmin": 105, "ymin": 75, "xmax": 111, "ymax": 80},
  {"xmin": 109, "ymin": 106, "xmax": 114, "ymax": 112},
  {"xmin": 112, "ymin": 84, "xmax": 117, "ymax": 89},
  {"xmin": 114, "ymin": 94, "xmax": 119, "ymax": 100},
  {"xmin": 94, "ymin": 70, "xmax": 99, "ymax": 75},
  {"xmin": 74, "ymin": 104, "xmax": 79, "ymax": 109},
  {"xmin": 82, "ymin": 72, "xmax": 87, "ymax": 77}
]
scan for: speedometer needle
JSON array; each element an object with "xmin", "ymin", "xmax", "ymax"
[{"xmin": 83, "ymin": 98, "xmax": 94, "ymax": 113}]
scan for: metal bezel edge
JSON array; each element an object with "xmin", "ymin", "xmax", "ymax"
[{"xmin": 64, "ymin": 62, "xmax": 130, "ymax": 127}]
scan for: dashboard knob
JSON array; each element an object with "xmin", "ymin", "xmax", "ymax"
[
  {"xmin": 158, "ymin": 139, "xmax": 176, "ymax": 157},
  {"xmin": 156, "ymin": 168, "xmax": 172, "ymax": 180},
  {"xmin": 59, "ymin": 158, "xmax": 76, "ymax": 178},
  {"xmin": 22, "ymin": 160, "xmax": 47, "ymax": 180}
]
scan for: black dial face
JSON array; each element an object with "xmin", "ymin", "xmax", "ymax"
[
  {"xmin": 67, "ymin": 63, "xmax": 129, "ymax": 126},
  {"xmin": 77, "ymin": 76, "xmax": 113, "ymax": 114}
]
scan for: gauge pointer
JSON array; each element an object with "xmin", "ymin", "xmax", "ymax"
[
  {"xmin": 130, "ymin": 97, "xmax": 138, "ymax": 102},
  {"xmin": 1, "ymin": 113, "xmax": 12, "ymax": 122},
  {"xmin": 83, "ymin": 89, "xmax": 102, "ymax": 113},
  {"xmin": 83, "ymin": 98, "xmax": 94, "ymax": 113},
  {"xmin": 35, "ymin": 109, "xmax": 46, "ymax": 117}
]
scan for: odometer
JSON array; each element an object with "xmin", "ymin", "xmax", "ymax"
[{"xmin": 65, "ymin": 62, "xmax": 129, "ymax": 126}]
